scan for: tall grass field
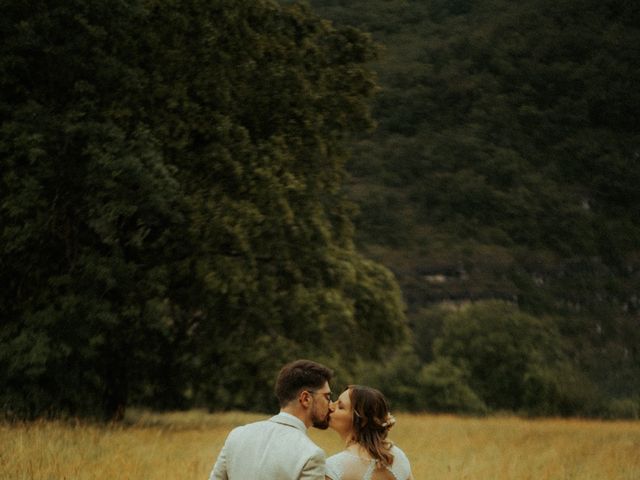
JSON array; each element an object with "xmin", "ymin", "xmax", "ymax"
[{"xmin": 2, "ymin": 410, "xmax": 639, "ymax": 479}]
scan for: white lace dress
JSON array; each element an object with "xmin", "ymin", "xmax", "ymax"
[{"xmin": 325, "ymin": 445, "xmax": 412, "ymax": 480}]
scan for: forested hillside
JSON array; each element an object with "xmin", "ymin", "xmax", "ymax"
[
  {"xmin": 2, "ymin": 0, "xmax": 638, "ymax": 420},
  {"xmin": 298, "ymin": 0, "xmax": 640, "ymax": 416}
]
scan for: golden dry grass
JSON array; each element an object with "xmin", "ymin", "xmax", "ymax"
[{"xmin": 1, "ymin": 410, "xmax": 639, "ymax": 479}]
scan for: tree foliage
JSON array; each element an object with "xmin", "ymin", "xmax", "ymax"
[
  {"xmin": 3, "ymin": 0, "xmax": 638, "ymax": 419},
  {"xmin": 0, "ymin": 0, "xmax": 408, "ymax": 419},
  {"xmin": 433, "ymin": 301, "xmax": 598, "ymax": 415},
  {"xmin": 305, "ymin": 0, "xmax": 640, "ymax": 415}
]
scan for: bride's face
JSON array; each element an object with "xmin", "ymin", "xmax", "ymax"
[{"xmin": 329, "ymin": 388, "xmax": 353, "ymax": 436}]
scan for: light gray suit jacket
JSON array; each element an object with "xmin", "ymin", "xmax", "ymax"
[{"xmin": 209, "ymin": 412, "xmax": 326, "ymax": 480}]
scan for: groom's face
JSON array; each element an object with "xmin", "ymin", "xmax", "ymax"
[{"xmin": 310, "ymin": 381, "xmax": 333, "ymax": 430}]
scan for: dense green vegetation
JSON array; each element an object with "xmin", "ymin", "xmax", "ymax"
[
  {"xmin": 0, "ymin": 0, "xmax": 407, "ymax": 419},
  {"xmin": 2, "ymin": 0, "xmax": 638, "ymax": 420},
  {"xmin": 300, "ymin": 0, "xmax": 640, "ymax": 417}
]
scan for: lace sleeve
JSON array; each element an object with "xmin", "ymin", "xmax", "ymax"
[
  {"xmin": 390, "ymin": 446, "xmax": 412, "ymax": 479},
  {"xmin": 325, "ymin": 453, "xmax": 344, "ymax": 480}
]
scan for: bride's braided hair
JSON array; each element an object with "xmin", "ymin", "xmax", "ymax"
[{"xmin": 348, "ymin": 385, "xmax": 395, "ymax": 468}]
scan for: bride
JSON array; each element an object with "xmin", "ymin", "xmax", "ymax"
[{"xmin": 325, "ymin": 385, "xmax": 414, "ymax": 480}]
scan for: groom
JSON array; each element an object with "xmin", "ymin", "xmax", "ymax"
[{"xmin": 209, "ymin": 359, "xmax": 334, "ymax": 479}]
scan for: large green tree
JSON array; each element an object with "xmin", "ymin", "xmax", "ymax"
[{"xmin": 1, "ymin": 0, "xmax": 408, "ymax": 419}]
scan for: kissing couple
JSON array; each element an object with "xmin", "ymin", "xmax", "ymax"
[{"xmin": 209, "ymin": 359, "xmax": 414, "ymax": 480}]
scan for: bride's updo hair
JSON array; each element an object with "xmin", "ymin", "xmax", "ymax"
[{"xmin": 348, "ymin": 385, "xmax": 396, "ymax": 468}]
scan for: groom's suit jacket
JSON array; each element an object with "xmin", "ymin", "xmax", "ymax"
[{"xmin": 209, "ymin": 412, "xmax": 326, "ymax": 480}]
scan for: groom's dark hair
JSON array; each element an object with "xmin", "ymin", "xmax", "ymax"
[{"xmin": 275, "ymin": 359, "xmax": 333, "ymax": 407}]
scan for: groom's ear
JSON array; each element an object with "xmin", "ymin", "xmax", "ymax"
[{"xmin": 299, "ymin": 390, "xmax": 313, "ymax": 408}]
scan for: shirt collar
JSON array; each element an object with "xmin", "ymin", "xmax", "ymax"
[{"xmin": 271, "ymin": 411, "xmax": 307, "ymax": 432}]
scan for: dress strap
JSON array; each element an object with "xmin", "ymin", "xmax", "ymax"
[
  {"xmin": 365, "ymin": 462, "xmax": 399, "ymax": 480},
  {"xmin": 364, "ymin": 462, "xmax": 376, "ymax": 480}
]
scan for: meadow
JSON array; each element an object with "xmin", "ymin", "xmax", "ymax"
[{"xmin": 2, "ymin": 410, "xmax": 639, "ymax": 479}]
